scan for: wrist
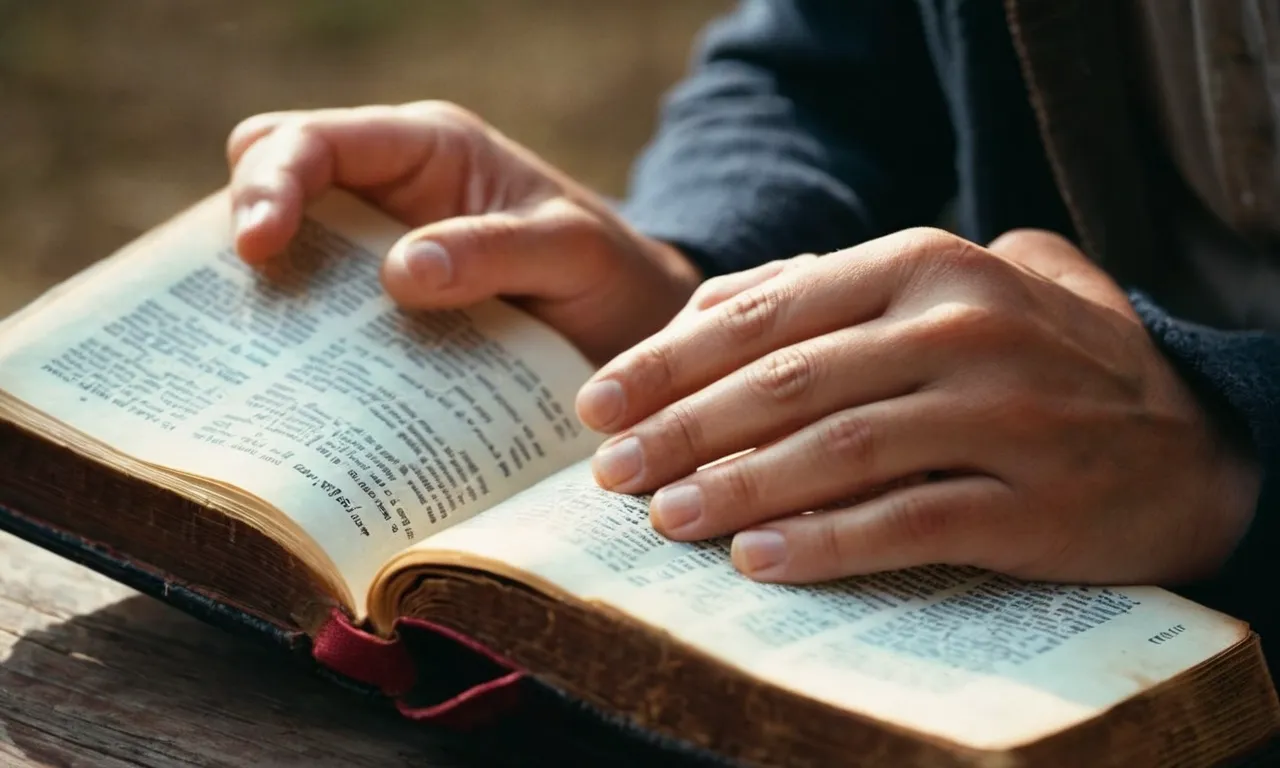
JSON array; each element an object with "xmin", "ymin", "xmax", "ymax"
[{"xmin": 649, "ymin": 236, "xmax": 703, "ymax": 289}]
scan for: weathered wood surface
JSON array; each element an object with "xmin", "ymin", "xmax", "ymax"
[
  {"xmin": 0, "ymin": 530, "xmax": 686, "ymax": 767},
  {"xmin": 0, "ymin": 530, "xmax": 480, "ymax": 767}
]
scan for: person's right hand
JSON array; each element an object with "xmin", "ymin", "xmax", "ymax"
[{"xmin": 226, "ymin": 101, "xmax": 701, "ymax": 364}]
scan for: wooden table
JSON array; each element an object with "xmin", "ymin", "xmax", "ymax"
[
  {"xmin": 0, "ymin": 530, "xmax": 705, "ymax": 767},
  {"xmin": 4, "ymin": 527, "xmax": 1280, "ymax": 768}
]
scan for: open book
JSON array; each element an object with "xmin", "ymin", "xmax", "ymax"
[{"xmin": 0, "ymin": 190, "xmax": 1276, "ymax": 767}]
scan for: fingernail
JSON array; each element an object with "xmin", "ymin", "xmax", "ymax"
[
  {"xmin": 236, "ymin": 200, "xmax": 273, "ymax": 234},
  {"xmin": 651, "ymin": 484, "xmax": 703, "ymax": 534},
  {"xmin": 577, "ymin": 380, "xmax": 625, "ymax": 431},
  {"xmin": 396, "ymin": 240, "xmax": 454, "ymax": 289},
  {"xmin": 733, "ymin": 530, "xmax": 787, "ymax": 576},
  {"xmin": 592, "ymin": 436, "xmax": 643, "ymax": 488}
]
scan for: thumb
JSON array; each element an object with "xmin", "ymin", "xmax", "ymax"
[
  {"xmin": 986, "ymin": 229, "xmax": 1136, "ymax": 319},
  {"xmin": 380, "ymin": 200, "xmax": 607, "ymax": 310}
]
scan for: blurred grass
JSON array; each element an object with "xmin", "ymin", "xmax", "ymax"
[{"xmin": 0, "ymin": 0, "xmax": 729, "ymax": 316}]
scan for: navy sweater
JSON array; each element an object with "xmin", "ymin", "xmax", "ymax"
[{"xmin": 620, "ymin": 1, "xmax": 1280, "ymax": 656}]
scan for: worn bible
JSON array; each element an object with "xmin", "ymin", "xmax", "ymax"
[{"xmin": 0, "ymin": 190, "xmax": 1277, "ymax": 767}]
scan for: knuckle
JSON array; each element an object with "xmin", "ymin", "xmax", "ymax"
[
  {"xmin": 447, "ymin": 213, "xmax": 524, "ymax": 259},
  {"xmin": 402, "ymin": 101, "xmax": 492, "ymax": 161},
  {"xmin": 267, "ymin": 117, "xmax": 331, "ymax": 165},
  {"xmin": 814, "ymin": 516, "xmax": 851, "ymax": 568},
  {"xmin": 721, "ymin": 462, "xmax": 760, "ymax": 508},
  {"xmin": 227, "ymin": 114, "xmax": 272, "ymax": 156},
  {"xmin": 404, "ymin": 99, "xmax": 482, "ymax": 129},
  {"xmin": 690, "ymin": 276, "xmax": 731, "ymax": 310},
  {"xmin": 940, "ymin": 237, "xmax": 990, "ymax": 268},
  {"xmin": 659, "ymin": 401, "xmax": 705, "ymax": 458},
  {"xmin": 818, "ymin": 412, "xmax": 877, "ymax": 468},
  {"xmin": 535, "ymin": 199, "xmax": 613, "ymax": 261},
  {"xmin": 900, "ymin": 228, "xmax": 1000, "ymax": 279},
  {"xmin": 886, "ymin": 493, "xmax": 952, "ymax": 546},
  {"xmin": 535, "ymin": 195, "xmax": 586, "ymax": 224},
  {"xmin": 745, "ymin": 347, "xmax": 816, "ymax": 403},
  {"xmin": 936, "ymin": 242, "xmax": 1000, "ymax": 282},
  {"xmin": 899, "ymin": 226, "xmax": 966, "ymax": 254},
  {"xmin": 273, "ymin": 114, "xmax": 318, "ymax": 140},
  {"xmin": 719, "ymin": 285, "xmax": 785, "ymax": 345},
  {"xmin": 887, "ymin": 228, "xmax": 1005, "ymax": 295},
  {"xmin": 631, "ymin": 340, "xmax": 678, "ymax": 394}
]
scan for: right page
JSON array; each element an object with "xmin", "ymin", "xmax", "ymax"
[{"xmin": 382, "ymin": 461, "xmax": 1249, "ymax": 751}]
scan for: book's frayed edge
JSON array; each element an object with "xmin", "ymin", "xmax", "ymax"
[
  {"xmin": 0, "ymin": 502, "xmax": 741, "ymax": 765},
  {"xmin": 0, "ymin": 502, "xmax": 309, "ymax": 652}
]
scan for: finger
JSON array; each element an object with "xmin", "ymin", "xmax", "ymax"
[
  {"xmin": 380, "ymin": 197, "xmax": 608, "ymax": 309},
  {"xmin": 577, "ymin": 234, "xmax": 927, "ymax": 433},
  {"xmin": 669, "ymin": 254, "xmax": 818, "ymax": 328},
  {"xmin": 668, "ymin": 262, "xmax": 789, "ymax": 329},
  {"xmin": 229, "ymin": 125, "xmax": 328, "ymax": 264},
  {"xmin": 226, "ymin": 110, "xmax": 304, "ymax": 167},
  {"xmin": 986, "ymin": 229, "xmax": 1135, "ymax": 318},
  {"xmin": 644, "ymin": 393, "xmax": 979, "ymax": 541},
  {"xmin": 229, "ymin": 102, "xmax": 488, "ymax": 263},
  {"xmin": 590, "ymin": 321, "xmax": 932, "ymax": 494},
  {"xmin": 730, "ymin": 475, "xmax": 1014, "ymax": 583}
]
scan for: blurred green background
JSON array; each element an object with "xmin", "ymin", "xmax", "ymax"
[{"xmin": 0, "ymin": 0, "xmax": 730, "ymax": 316}]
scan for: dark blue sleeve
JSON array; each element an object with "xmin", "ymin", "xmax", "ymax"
[
  {"xmin": 619, "ymin": 0, "xmax": 1280, "ymax": 645},
  {"xmin": 1131, "ymin": 294, "xmax": 1280, "ymax": 650},
  {"xmin": 619, "ymin": 0, "xmax": 955, "ymax": 278}
]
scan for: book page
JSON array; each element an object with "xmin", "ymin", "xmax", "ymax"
[
  {"xmin": 0, "ymin": 190, "xmax": 601, "ymax": 611},
  {"xmin": 388, "ymin": 461, "xmax": 1248, "ymax": 750}
]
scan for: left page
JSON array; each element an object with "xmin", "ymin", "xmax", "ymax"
[{"xmin": 0, "ymin": 189, "xmax": 602, "ymax": 613}]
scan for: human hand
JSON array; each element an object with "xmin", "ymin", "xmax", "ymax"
[
  {"xmin": 575, "ymin": 228, "xmax": 1261, "ymax": 585},
  {"xmin": 226, "ymin": 102, "xmax": 700, "ymax": 363}
]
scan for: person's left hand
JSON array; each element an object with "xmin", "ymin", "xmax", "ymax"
[{"xmin": 575, "ymin": 228, "xmax": 1261, "ymax": 586}]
